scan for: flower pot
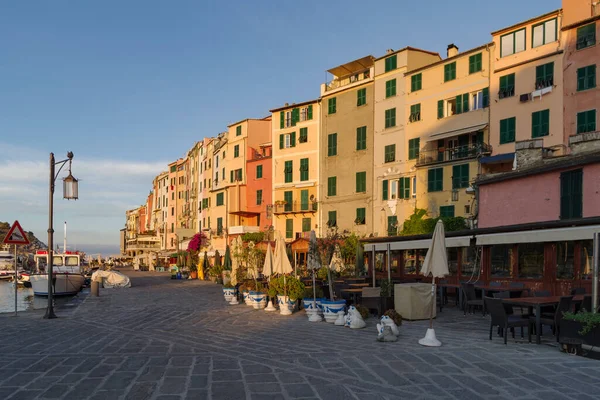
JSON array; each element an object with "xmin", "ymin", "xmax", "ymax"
[
  {"xmin": 249, "ymin": 291, "xmax": 266, "ymax": 309},
  {"xmin": 190, "ymin": 271, "xmax": 198, "ymax": 279},
  {"xmin": 303, "ymin": 298, "xmax": 323, "ymax": 318},
  {"xmin": 321, "ymin": 299, "xmax": 347, "ymax": 323},
  {"xmin": 242, "ymin": 291, "xmax": 251, "ymax": 305},
  {"xmin": 278, "ymin": 295, "xmax": 296, "ymax": 315},
  {"xmin": 559, "ymin": 319, "xmax": 600, "ymax": 348},
  {"xmin": 223, "ymin": 287, "xmax": 235, "ymax": 302}
]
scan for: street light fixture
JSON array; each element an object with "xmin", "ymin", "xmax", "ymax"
[{"xmin": 44, "ymin": 152, "xmax": 78, "ymax": 319}]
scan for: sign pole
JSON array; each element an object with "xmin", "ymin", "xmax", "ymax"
[
  {"xmin": 2, "ymin": 220, "xmax": 30, "ymax": 317},
  {"xmin": 14, "ymin": 244, "xmax": 17, "ymax": 317},
  {"xmin": 593, "ymin": 232, "xmax": 599, "ymax": 314}
]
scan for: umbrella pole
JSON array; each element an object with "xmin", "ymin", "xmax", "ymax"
[{"xmin": 430, "ymin": 277, "xmax": 435, "ymax": 329}]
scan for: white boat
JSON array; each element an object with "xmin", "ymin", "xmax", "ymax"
[
  {"xmin": 30, "ymin": 251, "xmax": 85, "ymax": 296},
  {"xmin": 0, "ymin": 245, "xmax": 16, "ymax": 280}
]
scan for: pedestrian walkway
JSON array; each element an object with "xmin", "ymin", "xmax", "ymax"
[{"xmin": 1, "ymin": 270, "xmax": 600, "ymax": 400}]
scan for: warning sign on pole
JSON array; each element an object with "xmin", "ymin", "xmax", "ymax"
[{"xmin": 2, "ymin": 220, "xmax": 30, "ymax": 245}]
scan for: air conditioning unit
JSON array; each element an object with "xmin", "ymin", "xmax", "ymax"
[{"xmin": 519, "ymin": 93, "xmax": 531, "ymax": 102}]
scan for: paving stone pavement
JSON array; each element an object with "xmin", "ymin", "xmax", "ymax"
[{"xmin": 1, "ymin": 269, "xmax": 600, "ymax": 400}]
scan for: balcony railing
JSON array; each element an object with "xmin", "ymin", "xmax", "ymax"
[
  {"xmin": 416, "ymin": 142, "xmax": 492, "ymax": 167},
  {"xmin": 325, "ymin": 70, "xmax": 371, "ymax": 92},
  {"xmin": 273, "ymin": 201, "xmax": 318, "ymax": 214},
  {"xmin": 228, "ymin": 225, "xmax": 260, "ymax": 235}
]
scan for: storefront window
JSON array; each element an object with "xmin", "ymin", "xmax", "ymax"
[
  {"xmin": 447, "ymin": 248, "xmax": 458, "ymax": 275},
  {"xmin": 390, "ymin": 250, "xmax": 402, "ymax": 274},
  {"xmin": 518, "ymin": 243, "xmax": 544, "ymax": 279},
  {"xmin": 461, "ymin": 247, "xmax": 477, "ymax": 278},
  {"xmin": 491, "ymin": 245, "xmax": 513, "ymax": 278},
  {"xmin": 581, "ymin": 240, "xmax": 593, "ymax": 280},
  {"xmin": 375, "ymin": 252, "xmax": 386, "ymax": 273},
  {"xmin": 404, "ymin": 250, "xmax": 417, "ymax": 274},
  {"xmin": 556, "ymin": 242, "xmax": 574, "ymax": 280}
]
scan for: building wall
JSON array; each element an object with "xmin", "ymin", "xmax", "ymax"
[
  {"xmin": 478, "ymin": 162, "xmax": 600, "ymax": 228},
  {"xmin": 562, "ymin": 0, "xmax": 596, "ymax": 27},
  {"xmin": 199, "ymin": 139, "xmax": 214, "ymax": 240},
  {"xmin": 320, "ymin": 79, "xmax": 374, "ymax": 236},
  {"xmin": 246, "ymin": 145, "xmax": 272, "ymax": 230},
  {"xmin": 209, "ymin": 136, "xmax": 228, "ymax": 253},
  {"xmin": 490, "ymin": 11, "xmax": 565, "ymax": 156}
]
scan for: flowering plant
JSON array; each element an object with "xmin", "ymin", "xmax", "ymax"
[{"xmin": 187, "ymin": 232, "xmax": 208, "ymax": 252}]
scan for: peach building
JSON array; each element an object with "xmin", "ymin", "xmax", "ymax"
[{"xmin": 245, "ymin": 143, "xmax": 272, "ymax": 235}]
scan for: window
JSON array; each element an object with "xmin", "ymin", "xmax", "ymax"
[
  {"xmin": 399, "ymin": 177, "xmax": 410, "ymax": 199},
  {"xmin": 491, "ymin": 245, "xmax": 513, "ymax": 278},
  {"xmin": 234, "ymin": 145, "xmax": 239, "ymax": 158},
  {"xmin": 499, "ymin": 73, "xmax": 515, "ymax": 98},
  {"xmin": 577, "ymin": 110, "xmax": 596, "ymax": 134},
  {"xmin": 532, "ymin": 109, "xmax": 550, "ymax": 138},
  {"xmin": 382, "ymin": 179, "xmax": 388, "ymax": 200},
  {"xmin": 409, "ymin": 104, "xmax": 421, "ymax": 122},
  {"xmin": 500, "ymin": 28, "xmax": 526, "ymax": 57},
  {"xmin": 385, "ymin": 55, "xmax": 397, "ymax": 72},
  {"xmin": 170, "ymin": 165, "xmax": 176, "ymax": 173},
  {"xmin": 217, "ymin": 218, "xmax": 223, "ymax": 236},
  {"xmin": 472, "ymin": 90, "xmax": 486, "ymax": 110},
  {"xmin": 469, "ymin": 53, "xmax": 482, "ymax": 74},
  {"xmin": 532, "ymin": 18, "xmax": 557, "ymax": 47},
  {"xmin": 556, "ymin": 241, "xmax": 575, "ymax": 279},
  {"xmin": 357, "ymin": 88, "xmax": 366, "ymax": 106},
  {"xmin": 284, "ymin": 191, "xmax": 293, "ymax": 212},
  {"xmin": 327, "ymin": 211, "xmax": 337, "ymax": 227},
  {"xmin": 216, "ymin": 192, "xmax": 224, "ymax": 206},
  {"xmin": 386, "ymin": 79, "xmax": 396, "ymax": 97},
  {"xmin": 412, "ymin": 176, "xmax": 417, "ymax": 198},
  {"xmin": 328, "ymin": 97, "xmax": 336, "ymax": 114},
  {"xmin": 236, "ymin": 125, "xmax": 242, "ymax": 136},
  {"xmin": 299, "ymin": 127, "xmax": 308, "ymax": 143},
  {"xmin": 356, "ymin": 126, "xmax": 367, "ymax": 150},
  {"xmin": 535, "ymin": 62, "xmax": 554, "ymax": 89},
  {"xmin": 439, "ymin": 205, "xmax": 455, "ymax": 218},
  {"xmin": 576, "ymin": 23, "xmax": 596, "ymax": 50},
  {"xmin": 300, "ymin": 105, "xmax": 313, "ymax": 121},
  {"xmin": 387, "ymin": 216, "xmax": 398, "ymax": 236},
  {"xmin": 452, "ymin": 164, "xmax": 469, "ymax": 189},
  {"xmin": 279, "ymin": 132, "xmax": 296, "ymax": 149},
  {"xmin": 385, "ymin": 108, "xmax": 396, "ymax": 128},
  {"xmin": 500, "ymin": 117, "xmax": 516, "ymax": 144},
  {"xmin": 256, "ymin": 165, "xmax": 263, "ymax": 179},
  {"xmin": 384, "ymin": 144, "xmax": 395, "ymax": 163},
  {"xmin": 284, "ymin": 160, "xmax": 293, "ymax": 183},
  {"xmin": 300, "ymin": 158, "xmax": 309, "ymax": 181},
  {"xmin": 444, "ymin": 62, "xmax": 456, "ymax": 82},
  {"xmin": 577, "ymin": 65, "xmax": 597, "ymax": 91},
  {"xmin": 390, "ymin": 180, "xmax": 397, "ymax": 199},
  {"xmin": 256, "ymin": 190, "xmax": 262, "ymax": 205},
  {"xmin": 411, "ymin": 73, "xmax": 422, "ymax": 91},
  {"xmin": 286, "ymin": 219, "xmax": 293, "ymax": 239},
  {"xmin": 355, "ymin": 208, "xmax": 366, "ymax": 225},
  {"xmin": 427, "ymin": 168, "xmax": 443, "ymax": 192},
  {"xmin": 455, "ymin": 94, "xmax": 469, "ymax": 115},
  {"xmin": 518, "ymin": 243, "xmax": 544, "ymax": 279},
  {"xmin": 356, "ymin": 171, "xmax": 367, "ymax": 193},
  {"xmin": 408, "ymin": 138, "xmax": 420, "ymax": 160},
  {"xmin": 301, "ymin": 190, "xmax": 309, "ymax": 210},
  {"xmin": 327, "ymin": 133, "xmax": 337, "ymax": 156},
  {"xmin": 327, "ymin": 176, "xmax": 337, "ymax": 196},
  {"xmin": 302, "ymin": 218, "xmax": 311, "ymax": 232}
]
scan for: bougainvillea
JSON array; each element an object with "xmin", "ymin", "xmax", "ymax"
[{"xmin": 187, "ymin": 232, "xmax": 208, "ymax": 252}]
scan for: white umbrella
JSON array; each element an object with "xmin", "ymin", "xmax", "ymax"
[
  {"xmin": 273, "ymin": 231, "xmax": 293, "ymax": 315},
  {"xmin": 418, "ymin": 220, "xmax": 448, "ymax": 347},
  {"xmin": 307, "ymin": 230, "xmax": 322, "ymax": 322},
  {"xmin": 263, "ymin": 243, "xmax": 274, "ymax": 278}
]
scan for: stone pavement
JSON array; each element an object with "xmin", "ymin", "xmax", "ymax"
[{"xmin": 1, "ymin": 270, "xmax": 600, "ymax": 400}]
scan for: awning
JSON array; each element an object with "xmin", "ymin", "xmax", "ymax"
[
  {"xmin": 327, "ymin": 55, "xmax": 374, "ymax": 77},
  {"xmin": 476, "ymin": 225, "xmax": 600, "ymax": 246},
  {"xmin": 364, "ymin": 236, "xmax": 472, "ymax": 252},
  {"xmin": 229, "ymin": 210, "xmax": 260, "ymax": 217},
  {"xmin": 427, "ymin": 123, "xmax": 488, "ymax": 142},
  {"xmin": 480, "ymin": 152, "xmax": 514, "ymax": 164}
]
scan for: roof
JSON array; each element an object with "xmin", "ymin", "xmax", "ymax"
[
  {"xmin": 327, "ymin": 55, "xmax": 374, "ymax": 78},
  {"xmin": 373, "ymin": 46, "xmax": 440, "ymax": 61},
  {"xmin": 476, "ymin": 152, "xmax": 600, "ymax": 186},
  {"xmin": 227, "ymin": 117, "xmax": 271, "ymax": 128},
  {"xmin": 562, "ymin": 14, "xmax": 600, "ymax": 31},
  {"xmin": 491, "ymin": 9, "xmax": 561, "ymax": 36},
  {"xmin": 404, "ymin": 42, "xmax": 494, "ymax": 76},
  {"xmin": 269, "ymin": 98, "xmax": 319, "ymax": 113}
]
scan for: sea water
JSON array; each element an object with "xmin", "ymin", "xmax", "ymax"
[{"xmin": 0, "ymin": 281, "xmax": 71, "ymax": 313}]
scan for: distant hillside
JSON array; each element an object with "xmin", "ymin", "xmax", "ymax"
[{"xmin": 0, "ymin": 221, "xmax": 47, "ymax": 254}]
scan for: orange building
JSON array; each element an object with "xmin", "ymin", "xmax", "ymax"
[{"xmin": 245, "ymin": 143, "xmax": 273, "ymax": 236}]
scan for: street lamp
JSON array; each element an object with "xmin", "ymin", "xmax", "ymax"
[{"xmin": 44, "ymin": 152, "xmax": 78, "ymax": 319}]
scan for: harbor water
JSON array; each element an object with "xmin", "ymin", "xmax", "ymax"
[{"xmin": 0, "ymin": 280, "xmax": 73, "ymax": 313}]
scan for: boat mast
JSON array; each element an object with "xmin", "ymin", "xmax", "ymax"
[{"xmin": 64, "ymin": 221, "xmax": 67, "ymax": 253}]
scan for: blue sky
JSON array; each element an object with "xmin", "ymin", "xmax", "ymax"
[{"xmin": 0, "ymin": 0, "xmax": 560, "ymax": 255}]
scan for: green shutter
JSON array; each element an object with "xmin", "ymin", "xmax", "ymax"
[
  {"xmin": 286, "ymin": 219, "xmax": 293, "ymax": 238},
  {"xmin": 462, "ymin": 93, "xmax": 469, "ymax": 113},
  {"xmin": 290, "ymin": 131, "xmax": 296, "ymax": 147},
  {"xmin": 301, "ymin": 190, "xmax": 309, "ymax": 210},
  {"xmin": 279, "ymin": 134, "xmax": 284, "ymax": 149},
  {"xmin": 437, "ymin": 100, "xmax": 444, "ymax": 119},
  {"xmin": 328, "ymin": 176, "xmax": 337, "ymax": 196},
  {"xmin": 399, "ymin": 178, "xmax": 405, "ymax": 199},
  {"xmin": 280, "ymin": 111, "xmax": 284, "ymax": 129},
  {"xmin": 455, "ymin": 95, "xmax": 462, "ymax": 114},
  {"xmin": 482, "ymin": 87, "xmax": 490, "ymax": 107},
  {"xmin": 230, "ymin": 170, "xmax": 234, "ymax": 182},
  {"xmin": 382, "ymin": 179, "xmax": 388, "ymax": 200},
  {"xmin": 307, "ymin": 104, "xmax": 313, "ymax": 120}
]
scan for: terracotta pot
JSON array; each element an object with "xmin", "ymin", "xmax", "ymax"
[{"xmin": 190, "ymin": 271, "xmax": 198, "ymax": 279}]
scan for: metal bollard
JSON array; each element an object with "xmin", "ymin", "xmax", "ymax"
[{"xmin": 91, "ymin": 280, "xmax": 100, "ymax": 297}]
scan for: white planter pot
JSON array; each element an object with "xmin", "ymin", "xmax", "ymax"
[
  {"xmin": 321, "ymin": 300, "xmax": 347, "ymax": 323},
  {"xmin": 278, "ymin": 295, "xmax": 296, "ymax": 316},
  {"xmin": 250, "ymin": 291, "xmax": 266, "ymax": 309},
  {"xmin": 223, "ymin": 287, "xmax": 235, "ymax": 302}
]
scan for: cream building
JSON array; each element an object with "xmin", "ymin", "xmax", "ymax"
[
  {"xmin": 372, "ymin": 47, "xmax": 441, "ymax": 237},
  {"xmin": 199, "ymin": 138, "xmax": 214, "ymax": 241},
  {"xmin": 152, "ymin": 171, "xmax": 169, "ymax": 250},
  {"xmin": 270, "ymin": 100, "xmax": 321, "ymax": 241},
  {"xmin": 319, "ymin": 57, "xmax": 375, "ymax": 237}
]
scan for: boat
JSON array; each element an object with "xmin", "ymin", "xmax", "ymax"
[
  {"xmin": 0, "ymin": 245, "xmax": 17, "ymax": 280},
  {"xmin": 30, "ymin": 251, "xmax": 85, "ymax": 296}
]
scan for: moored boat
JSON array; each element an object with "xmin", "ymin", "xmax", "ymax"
[
  {"xmin": 0, "ymin": 245, "xmax": 17, "ymax": 281},
  {"xmin": 30, "ymin": 251, "xmax": 85, "ymax": 296}
]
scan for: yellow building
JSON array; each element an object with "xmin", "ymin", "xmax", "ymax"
[
  {"xmin": 319, "ymin": 56, "xmax": 375, "ymax": 236},
  {"xmin": 152, "ymin": 171, "xmax": 169, "ymax": 250},
  {"xmin": 270, "ymin": 100, "xmax": 321, "ymax": 241},
  {"xmin": 401, "ymin": 43, "xmax": 494, "ymax": 231},
  {"xmin": 488, "ymin": 9, "xmax": 564, "ymax": 173},
  {"xmin": 198, "ymin": 138, "xmax": 214, "ymax": 239},
  {"xmin": 372, "ymin": 47, "xmax": 441, "ymax": 237},
  {"xmin": 208, "ymin": 133, "xmax": 228, "ymax": 253}
]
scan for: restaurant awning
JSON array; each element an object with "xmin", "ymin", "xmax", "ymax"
[
  {"xmin": 476, "ymin": 225, "xmax": 600, "ymax": 246},
  {"xmin": 364, "ymin": 236, "xmax": 472, "ymax": 252},
  {"xmin": 427, "ymin": 123, "xmax": 488, "ymax": 142}
]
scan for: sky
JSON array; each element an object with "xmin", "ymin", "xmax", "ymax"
[{"xmin": 0, "ymin": 0, "xmax": 561, "ymax": 255}]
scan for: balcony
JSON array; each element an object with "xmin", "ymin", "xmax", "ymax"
[
  {"xmin": 228, "ymin": 225, "xmax": 260, "ymax": 235},
  {"xmin": 273, "ymin": 201, "xmax": 318, "ymax": 214},
  {"xmin": 416, "ymin": 142, "xmax": 492, "ymax": 167},
  {"xmin": 295, "ymin": 232, "xmax": 311, "ymax": 240},
  {"xmin": 325, "ymin": 69, "xmax": 371, "ymax": 92}
]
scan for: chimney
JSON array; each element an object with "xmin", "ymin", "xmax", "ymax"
[
  {"xmin": 386, "ymin": 49, "xmax": 394, "ymax": 54},
  {"xmin": 447, "ymin": 44, "xmax": 458, "ymax": 58}
]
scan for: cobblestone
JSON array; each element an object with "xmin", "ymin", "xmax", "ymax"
[{"xmin": 2, "ymin": 268, "xmax": 600, "ymax": 399}]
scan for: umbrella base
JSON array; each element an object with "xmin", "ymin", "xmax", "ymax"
[
  {"xmin": 265, "ymin": 300, "xmax": 277, "ymax": 312},
  {"xmin": 280, "ymin": 307, "xmax": 292, "ymax": 316},
  {"xmin": 418, "ymin": 328, "xmax": 442, "ymax": 347},
  {"xmin": 229, "ymin": 297, "xmax": 239, "ymax": 305},
  {"xmin": 308, "ymin": 313, "xmax": 323, "ymax": 322}
]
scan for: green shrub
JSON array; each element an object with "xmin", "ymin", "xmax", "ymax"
[
  {"xmin": 563, "ymin": 311, "xmax": 600, "ymax": 335},
  {"xmin": 303, "ymin": 286, "xmax": 324, "ymax": 298},
  {"xmin": 384, "ymin": 309, "xmax": 402, "ymax": 326},
  {"xmin": 356, "ymin": 305, "xmax": 369, "ymax": 319}
]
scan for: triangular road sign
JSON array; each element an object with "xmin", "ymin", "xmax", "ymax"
[{"xmin": 3, "ymin": 220, "xmax": 30, "ymax": 245}]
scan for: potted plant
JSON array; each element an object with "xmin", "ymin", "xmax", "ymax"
[
  {"xmin": 380, "ymin": 279, "xmax": 394, "ymax": 311},
  {"xmin": 249, "ymin": 281, "xmax": 267, "ymax": 309},
  {"xmin": 222, "ymin": 282, "xmax": 235, "ymax": 302},
  {"xmin": 189, "ymin": 263, "xmax": 198, "ymax": 280},
  {"xmin": 270, "ymin": 276, "xmax": 305, "ymax": 315},
  {"xmin": 302, "ymin": 286, "xmax": 324, "ymax": 319},
  {"xmin": 243, "ymin": 280, "xmax": 255, "ymax": 306},
  {"xmin": 560, "ymin": 311, "xmax": 600, "ymax": 352}
]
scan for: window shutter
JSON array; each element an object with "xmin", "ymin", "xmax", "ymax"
[
  {"xmin": 230, "ymin": 170, "xmax": 233, "ymax": 182},
  {"xmin": 455, "ymin": 95, "xmax": 462, "ymax": 114},
  {"xmin": 399, "ymin": 178, "xmax": 405, "ymax": 199},
  {"xmin": 482, "ymin": 87, "xmax": 490, "ymax": 107},
  {"xmin": 405, "ymin": 177, "xmax": 411, "ymax": 199},
  {"xmin": 290, "ymin": 131, "xmax": 296, "ymax": 147},
  {"xmin": 307, "ymin": 104, "xmax": 313, "ymax": 120},
  {"xmin": 292, "ymin": 108, "xmax": 299, "ymax": 126},
  {"xmin": 279, "ymin": 134, "xmax": 284, "ymax": 149},
  {"xmin": 382, "ymin": 180, "xmax": 388, "ymax": 200},
  {"xmin": 280, "ymin": 111, "xmax": 284, "ymax": 129},
  {"xmin": 532, "ymin": 112, "xmax": 540, "ymax": 137},
  {"xmin": 560, "ymin": 173, "xmax": 570, "ymax": 219},
  {"xmin": 462, "ymin": 93, "xmax": 469, "ymax": 112},
  {"xmin": 437, "ymin": 100, "xmax": 444, "ymax": 119}
]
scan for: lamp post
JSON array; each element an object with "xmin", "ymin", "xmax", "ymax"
[{"xmin": 44, "ymin": 152, "xmax": 78, "ymax": 319}]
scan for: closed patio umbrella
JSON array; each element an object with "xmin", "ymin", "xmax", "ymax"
[
  {"xmin": 418, "ymin": 220, "xmax": 449, "ymax": 347},
  {"xmin": 307, "ymin": 230, "xmax": 322, "ymax": 322},
  {"xmin": 263, "ymin": 243, "xmax": 274, "ymax": 279}
]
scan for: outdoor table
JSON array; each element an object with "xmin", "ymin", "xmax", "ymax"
[
  {"xmin": 340, "ymin": 288, "xmax": 363, "ymax": 305},
  {"xmin": 437, "ymin": 282, "xmax": 461, "ymax": 311},
  {"xmin": 348, "ymin": 283, "xmax": 370, "ymax": 288},
  {"xmin": 476, "ymin": 285, "xmax": 528, "ymax": 313},
  {"xmin": 502, "ymin": 295, "xmax": 584, "ymax": 344}
]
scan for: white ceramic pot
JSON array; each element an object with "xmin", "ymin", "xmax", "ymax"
[
  {"xmin": 223, "ymin": 287, "xmax": 235, "ymax": 302},
  {"xmin": 250, "ymin": 291, "xmax": 267, "ymax": 309},
  {"xmin": 321, "ymin": 300, "xmax": 347, "ymax": 323}
]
